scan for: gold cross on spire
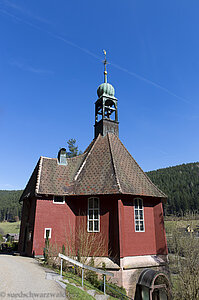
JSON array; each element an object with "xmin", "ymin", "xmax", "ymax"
[{"xmin": 103, "ymin": 49, "xmax": 107, "ymax": 83}]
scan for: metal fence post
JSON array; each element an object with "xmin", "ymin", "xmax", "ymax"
[
  {"xmin": 82, "ymin": 268, "xmax": 84, "ymax": 287},
  {"xmin": 104, "ymin": 275, "xmax": 106, "ymax": 295},
  {"xmin": 60, "ymin": 258, "xmax": 63, "ymax": 277}
]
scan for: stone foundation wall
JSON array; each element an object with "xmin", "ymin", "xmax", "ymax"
[{"xmin": 109, "ymin": 255, "xmax": 169, "ymax": 298}]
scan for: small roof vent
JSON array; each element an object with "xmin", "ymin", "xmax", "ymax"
[{"xmin": 58, "ymin": 148, "xmax": 67, "ymax": 165}]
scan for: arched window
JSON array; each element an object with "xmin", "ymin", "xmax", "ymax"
[
  {"xmin": 134, "ymin": 198, "xmax": 145, "ymax": 232},
  {"xmin": 87, "ymin": 197, "xmax": 100, "ymax": 232}
]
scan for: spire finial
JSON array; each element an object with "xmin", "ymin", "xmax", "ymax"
[{"xmin": 103, "ymin": 49, "xmax": 107, "ymax": 83}]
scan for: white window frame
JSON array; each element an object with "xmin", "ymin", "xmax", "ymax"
[
  {"xmin": 87, "ymin": 197, "xmax": 100, "ymax": 232},
  {"xmin": 134, "ymin": 198, "xmax": 145, "ymax": 232},
  {"xmin": 44, "ymin": 228, "xmax": 52, "ymax": 239},
  {"xmin": 53, "ymin": 195, "xmax": 65, "ymax": 204}
]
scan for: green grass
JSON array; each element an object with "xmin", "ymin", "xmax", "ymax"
[
  {"xmin": 164, "ymin": 219, "xmax": 199, "ymax": 233},
  {"xmin": 63, "ymin": 270, "xmax": 102, "ymax": 292},
  {"xmin": 0, "ymin": 221, "xmax": 21, "ymax": 235},
  {"xmin": 62, "ymin": 269, "xmax": 121, "ymax": 299},
  {"xmin": 66, "ymin": 283, "xmax": 95, "ymax": 300}
]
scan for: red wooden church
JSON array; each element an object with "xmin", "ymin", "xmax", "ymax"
[{"xmin": 19, "ymin": 56, "xmax": 168, "ymax": 297}]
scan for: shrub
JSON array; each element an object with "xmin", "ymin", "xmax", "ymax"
[
  {"xmin": 0, "ymin": 234, "xmax": 3, "ymax": 242},
  {"xmin": 43, "ymin": 237, "xmax": 49, "ymax": 262},
  {"xmin": 85, "ymin": 257, "xmax": 100, "ymax": 288}
]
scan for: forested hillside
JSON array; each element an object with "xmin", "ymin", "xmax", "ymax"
[
  {"xmin": 147, "ymin": 162, "xmax": 199, "ymax": 215},
  {"xmin": 0, "ymin": 190, "xmax": 23, "ymax": 222}
]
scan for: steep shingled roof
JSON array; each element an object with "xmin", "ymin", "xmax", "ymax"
[{"xmin": 20, "ymin": 133, "xmax": 166, "ymax": 201}]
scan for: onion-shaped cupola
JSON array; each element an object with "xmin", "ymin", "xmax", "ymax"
[
  {"xmin": 94, "ymin": 50, "xmax": 119, "ymax": 139},
  {"xmin": 97, "ymin": 82, "xmax": 115, "ymax": 98}
]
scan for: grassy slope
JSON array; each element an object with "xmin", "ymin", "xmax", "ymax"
[
  {"xmin": 66, "ymin": 283, "xmax": 95, "ymax": 300},
  {"xmin": 63, "ymin": 271, "xmax": 119, "ymax": 299},
  {"xmin": 0, "ymin": 221, "xmax": 21, "ymax": 235},
  {"xmin": 164, "ymin": 219, "xmax": 199, "ymax": 234},
  {"xmin": 42, "ymin": 265, "xmax": 120, "ymax": 300}
]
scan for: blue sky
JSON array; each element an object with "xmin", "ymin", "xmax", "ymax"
[{"xmin": 1, "ymin": 0, "xmax": 199, "ymax": 190}]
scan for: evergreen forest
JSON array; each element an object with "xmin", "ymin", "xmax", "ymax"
[
  {"xmin": 147, "ymin": 162, "xmax": 199, "ymax": 215},
  {"xmin": 0, "ymin": 190, "xmax": 23, "ymax": 222},
  {"xmin": 0, "ymin": 162, "xmax": 199, "ymax": 221}
]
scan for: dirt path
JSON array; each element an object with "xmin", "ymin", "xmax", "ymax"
[{"xmin": 0, "ymin": 255, "xmax": 67, "ymax": 300}]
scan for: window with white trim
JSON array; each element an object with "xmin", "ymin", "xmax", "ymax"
[
  {"xmin": 134, "ymin": 198, "xmax": 145, "ymax": 232},
  {"xmin": 87, "ymin": 197, "xmax": 100, "ymax": 232},
  {"xmin": 44, "ymin": 228, "xmax": 52, "ymax": 239},
  {"xmin": 53, "ymin": 196, "xmax": 65, "ymax": 204}
]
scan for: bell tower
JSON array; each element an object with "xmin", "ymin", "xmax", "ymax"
[{"xmin": 94, "ymin": 50, "xmax": 119, "ymax": 138}]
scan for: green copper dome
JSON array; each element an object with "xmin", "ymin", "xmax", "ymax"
[{"xmin": 97, "ymin": 82, "xmax": 115, "ymax": 98}]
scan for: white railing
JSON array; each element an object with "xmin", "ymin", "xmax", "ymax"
[{"xmin": 58, "ymin": 253, "xmax": 114, "ymax": 294}]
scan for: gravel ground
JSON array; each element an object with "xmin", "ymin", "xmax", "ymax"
[{"xmin": 0, "ymin": 255, "xmax": 67, "ymax": 300}]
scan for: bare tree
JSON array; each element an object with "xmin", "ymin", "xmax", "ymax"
[
  {"xmin": 45, "ymin": 217, "xmax": 108, "ymax": 273},
  {"xmin": 169, "ymin": 222, "xmax": 199, "ymax": 300},
  {"xmin": 64, "ymin": 217, "xmax": 108, "ymax": 266}
]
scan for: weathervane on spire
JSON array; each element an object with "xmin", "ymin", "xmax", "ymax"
[{"xmin": 103, "ymin": 49, "xmax": 107, "ymax": 83}]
